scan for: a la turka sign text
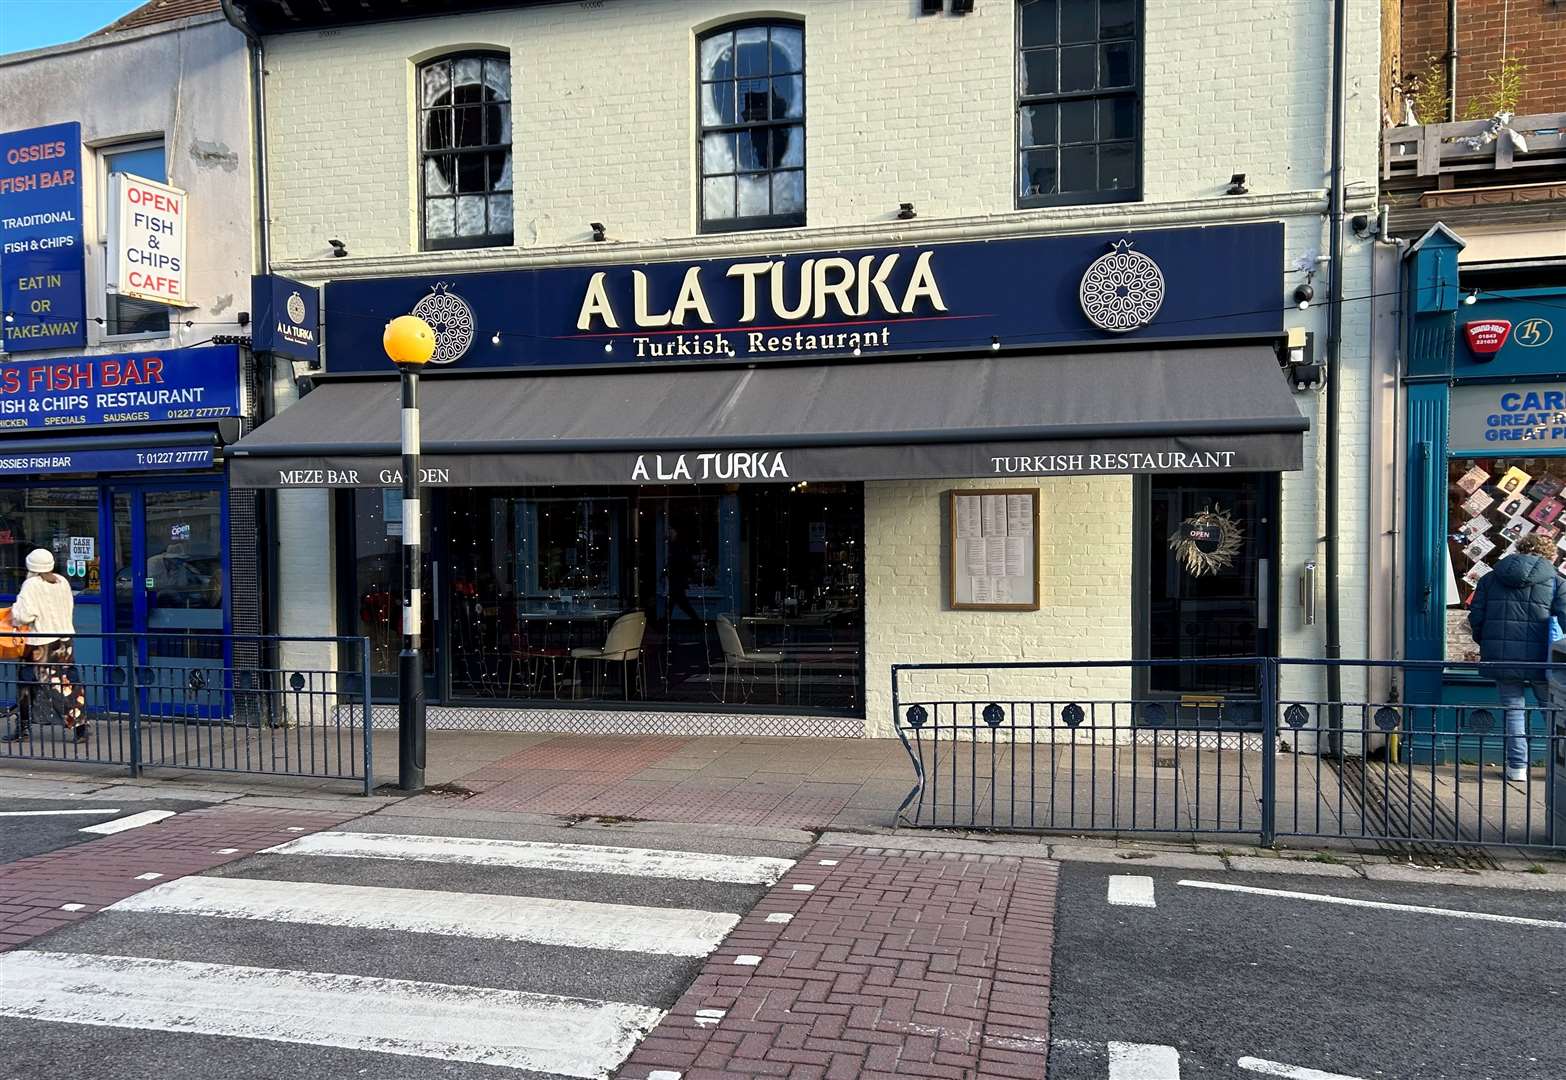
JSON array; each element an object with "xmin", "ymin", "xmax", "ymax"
[{"xmin": 321, "ymin": 223, "xmax": 1283, "ymax": 373}]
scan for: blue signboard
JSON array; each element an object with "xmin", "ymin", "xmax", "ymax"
[
  {"xmin": 0, "ymin": 444, "xmax": 213, "ymax": 476},
  {"xmin": 323, "ymin": 222, "xmax": 1284, "ymax": 373},
  {"xmin": 250, "ymin": 274, "xmax": 320, "ymax": 362},
  {"xmin": 1449, "ymin": 288, "xmax": 1565, "ymax": 380},
  {"xmin": 0, "ymin": 122, "xmax": 86, "ymax": 353},
  {"xmin": 0, "ymin": 344, "xmax": 241, "ymax": 432}
]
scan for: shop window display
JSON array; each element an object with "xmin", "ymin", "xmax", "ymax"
[
  {"xmin": 0, "ymin": 488, "xmax": 100, "ymax": 597},
  {"xmin": 1446, "ymin": 457, "xmax": 1566, "ymax": 662}
]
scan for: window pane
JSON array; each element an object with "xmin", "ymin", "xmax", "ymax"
[
  {"xmin": 1102, "ymin": 41, "xmax": 1134, "ymax": 87},
  {"xmin": 106, "ymin": 145, "xmax": 166, "ymax": 183},
  {"xmin": 1060, "ymin": 144, "xmax": 1098, "ymax": 192},
  {"xmin": 488, "ymin": 193, "xmax": 513, "ymax": 235},
  {"xmin": 1060, "ymin": 98, "xmax": 1096, "ymax": 143},
  {"xmin": 771, "ymin": 170, "xmax": 803, "ymax": 214},
  {"xmin": 1020, "ymin": 0, "xmax": 1057, "ymax": 47},
  {"xmin": 426, "ymin": 198, "xmax": 455, "ymax": 239},
  {"xmin": 487, "ymin": 103, "xmax": 511, "ymax": 145},
  {"xmin": 701, "ymin": 81, "xmax": 735, "ymax": 126},
  {"xmin": 107, "ymin": 294, "xmax": 168, "ymax": 336},
  {"xmin": 1061, "ymin": 0, "xmax": 1098, "ymax": 43},
  {"xmin": 454, "ymin": 57, "xmax": 483, "ymax": 98},
  {"xmin": 421, "ymin": 61, "xmax": 451, "ymax": 108},
  {"xmin": 1100, "ymin": 96, "xmax": 1135, "ymax": 140},
  {"xmin": 771, "ymin": 26, "xmax": 803, "ymax": 74},
  {"xmin": 1019, "ymin": 104, "xmax": 1056, "ymax": 149},
  {"xmin": 700, "ymin": 32, "xmax": 734, "ymax": 82},
  {"xmin": 1060, "ymin": 43, "xmax": 1096, "ymax": 92},
  {"xmin": 455, "ymin": 105, "xmax": 484, "ymax": 148},
  {"xmin": 1021, "ymin": 48, "xmax": 1056, "ymax": 95},
  {"xmin": 456, "ymin": 152, "xmax": 487, "ymax": 193},
  {"xmin": 735, "ymin": 27, "xmax": 768, "ymax": 78},
  {"xmin": 483, "ymin": 58, "xmax": 510, "ymax": 100},
  {"xmin": 702, "ymin": 132, "xmax": 736, "ymax": 175},
  {"xmin": 1100, "ymin": 141, "xmax": 1136, "ymax": 190},
  {"xmin": 456, "ymin": 194, "xmax": 487, "ymax": 236},
  {"xmin": 0, "ymin": 488, "xmax": 100, "ymax": 597},
  {"xmin": 772, "ymin": 75, "xmax": 803, "ymax": 120},
  {"xmin": 703, "ymin": 175, "xmax": 735, "ymax": 220},
  {"xmin": 490, "ymin": 150, "xmax": 512, "ymax": 191},
  {"xmin": 425, "ymin": 156, "xmax": 453, "ymax": 196},
  {"xmin": 736, "ymin": 173, "xmax": 769, "ymax": 217},
  {"xmin": 777, "ymin": 125, "xmax": 804, "ymax": 168},
  {"xmin": 1020, "ymin": 148, "xmax": 1057, "ymax": 197},
  {"xmin": 737, "ymin": 128, "xmax": 770, "ymax": 171},
  {"xmin": 1100, "ymin": 0, "xmax": 1136, "ymax": 38},
  {"xmin": 738, "ymin": 78, "xmax": 769, "ymax": 122},
  {"xmin": 423, "ymin": 109, "xmax": 452, "ymax": 151}
]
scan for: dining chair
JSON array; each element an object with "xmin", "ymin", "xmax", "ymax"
[
  {"xmin": 715, "ymin": 615, "xmax": 784, "ymax": 703},
  {"xmin": 571, "ymin": 611, "xmax": 647, "ymax": 700}
]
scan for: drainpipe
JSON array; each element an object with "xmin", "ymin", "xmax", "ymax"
[
  {"xmin": 1445, "ymin": 0, "xmax": 1458, "ymax": 121},
  {"xmin": 1324, "ymin": 0, "xmax": 1348, "ymax": 755}
]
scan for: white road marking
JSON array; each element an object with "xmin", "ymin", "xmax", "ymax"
[
  {"xmin": 0, "ymin": 950, "xmax": 661, "ymax": 1078},
  {"xmin": 734, "ymin": 955, "xmax": 761, "ymax": 966},
  {"xmin": 133, "ymin": 873, "xmax": 163, "ymax": 881},
  {"xmin": 0, "ymin": 808, "xmax": 121, "ymax": 817},
  {"xmin": 1107, "ymin": 875, "xmax": 1157, "ymax": 908},
  {"xmin": 819, "ymin": 859, "xmax": 839, "ymax": 865},
  {"xmin": 791, "ymin": 883, "xmax": 815, "ymax": 892},
  {"xmin": 264, "ymin": 831, "xmax": 795, "ymax": 885},
  {"xmin": 1238, "ymin": 1056, "xmax": 1368, "ymax": 1080},
  {"xmin": 109, "ymin": 875, "xmax": 739, "ymax": 957},
  {"xmin": 59, "ymin": 904, "xmax": 85, "ymax": 912},
  {"xmin": 765, "ymin": 912, "xmax": 793, "ymax": 924},
  {"xmin": 1178, "ymin": 879, "xmax": 1566, "ymax": 929},
  {"xmin": 79, "ymin": 810, "xmax": 174, "ymax": 835},
  {"xmin": 1108, "ymin": 1041, "xmax": 1181, "ymax": 1079},
  {"xmin": 215, "ymin": 848, "xmax": 239, "ymax": 854},
  {"xmin": 647, "ymin": 1072, "xmax": 683, "ymax": 1080}
]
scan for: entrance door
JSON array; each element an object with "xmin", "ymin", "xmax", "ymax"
[
  {"xmin": 1139, "ymin": 473, "xmax": 1277, "ymax": 725},
  {"xmin": 109, "ymin": 482, "xmax": 228, "ymax": 714}
]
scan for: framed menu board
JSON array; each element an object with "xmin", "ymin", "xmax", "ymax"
[{"xmin": 948, "ymin": 488, "xmax": 1039, "ymax": 611}]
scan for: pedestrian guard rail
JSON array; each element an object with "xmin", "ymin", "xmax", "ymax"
[
  {"xmin": 892, "ymin": 658, "xmax": 1566, "ymax": 851},
  {"xmin": 0, "ymin": 633, "xmax": 373, "ymax": 794}
]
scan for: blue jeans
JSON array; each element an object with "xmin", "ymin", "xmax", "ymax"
[{"xmin": 1493, "ymin": 678, "xmax": 1535, "ymax": 774}]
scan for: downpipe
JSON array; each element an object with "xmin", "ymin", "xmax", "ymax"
[{"xmin": 1324, "ymin": 0, "xmax": 1348, "ymax": 757}]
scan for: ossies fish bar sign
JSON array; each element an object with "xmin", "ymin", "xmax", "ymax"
[
  {"xmin": 0, "ymin": 122, "xmax": 86, "ymax": 353},
  {"xmin": 322, "ymin": 222, "xmax": 1283, "ymax": 372}
]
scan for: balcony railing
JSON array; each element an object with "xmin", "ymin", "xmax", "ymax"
[{"xmin": 1383, "ymin": 112, "xmax": 1566, "ymax": 181}]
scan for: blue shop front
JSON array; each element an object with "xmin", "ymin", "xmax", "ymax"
[
  {"xmin": 0, "ymin": 344, "xmax": 248, "ymax": 681},
  {"xmin": 1403, "ymin": 224, "xmax": 1566, "ymax": 763}
]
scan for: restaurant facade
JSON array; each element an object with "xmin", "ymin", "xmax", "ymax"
[{"xmin": 227, "ymin": 0, "xmax": 1385, "ymax": 737}]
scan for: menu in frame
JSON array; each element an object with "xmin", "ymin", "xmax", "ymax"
[{"xmin": 949, "ymin": 488, "xmax": 1040, "ymax": 611}]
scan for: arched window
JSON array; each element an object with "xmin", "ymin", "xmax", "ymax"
[
  {"xmin": 697, "ymin": 22, "xmax": 805, "ymax": 233},
  {"xmin": 1017, "ymin": 0, "xmax": 1140, "ymax": 207},
  {"xmin": 418, "ymin": 52, "xmax": 513, "ymax": 250}
]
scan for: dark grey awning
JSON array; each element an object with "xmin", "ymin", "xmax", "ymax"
[{"xmin": 228, "ymin": 346, "xmax": 1307, "ymax": 487}]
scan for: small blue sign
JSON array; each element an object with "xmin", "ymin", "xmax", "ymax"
[
  {"xmin": 250, "ymin": 274, "xmax": 320, "ymax": 362},
  {"xmin": 0, "ymin": 444, "xmax": 213, "ymax": 476},
  {"xmin": 322, "ymin": 222, "xmax": 1284, "ymax": 373},
  {"xmin": 0, "ymin": 122, "xmax": 87, "ymax": 353},
  {"xmin": 0, "ymin": 344, "xmax": 241, "ymax": 432}
]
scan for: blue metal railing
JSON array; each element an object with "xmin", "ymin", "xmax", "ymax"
[{"xmin": 0, "ymin": 633, "xmax": 374, "ymax": 794}]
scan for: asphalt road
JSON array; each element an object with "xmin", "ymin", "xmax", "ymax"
[
  {"xmin": 1048, "ymin": 861, "xmax": 1566, "ymax": 1080},
  {"xmin": 0, "ymin": 796, "xmax": 209, "ymax": 864}
]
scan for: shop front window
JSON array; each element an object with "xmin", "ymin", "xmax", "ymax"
[
  {"xmin": 438, "ymin": 484, "xmax": 863, "ymax": 713},
  {"xmin": 1446, "ymin": 457, "xmax": 1566, "ymax": 662},
  {"xmin": 350, "ymin": 489, "xmax": 432, "ymax": 676},
  {"xmin": 0, "ymin": 487, "xmax": 100, "ymax": 596}
]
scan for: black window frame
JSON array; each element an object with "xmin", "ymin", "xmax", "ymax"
[
  {"xmin": 697, "ymin": 20, "xmax": 807, "ymax": 235},
  {"xmin": 1016, "ymin": 0, "xmax": 1142, "ymax": 209},
  {"xmin": 417, "ymin": 50, "xmax": 514, "ymax": 252}
]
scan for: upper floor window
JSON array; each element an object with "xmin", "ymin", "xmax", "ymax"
[
  {"xmin": 103, "ymin": 141, "xmax": 169, "ymax": 337},
  {"xmin": 419, "ymin": 52, "xmax": 513, "ymax": 250},
  {"xmin": 1017, "ymin": 0, "xmax": 1140, "ymax": 207},
  {"xmin": 698, "ymin": 22, "xmax": 805, "ymax": 233}
]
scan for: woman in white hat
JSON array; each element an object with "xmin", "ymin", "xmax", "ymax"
[{"xmin": 3, "ymin": 548, "xmax": 87, "ymax": 743}]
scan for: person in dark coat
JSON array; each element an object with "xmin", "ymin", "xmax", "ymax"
[{"xmin": 1467, "ymin": 532, "xmax": 1566, "ymax": 781}]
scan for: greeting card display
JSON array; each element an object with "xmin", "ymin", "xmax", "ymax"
[
  {"xmin": 1456, "ymin": 466, "xmax": 1491, "ymax": 494},
  {"xmin": 1497, "ymin": 467, "xmax": 1532, "ymax": 496}
]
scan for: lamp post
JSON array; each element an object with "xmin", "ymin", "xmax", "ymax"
[{"xmin": 383, "ymin": 315, "xmax": 436, "ymax": 791}]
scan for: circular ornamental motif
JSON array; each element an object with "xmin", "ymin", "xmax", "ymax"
[
  {"xmin": 285, "ymin": 291, "xmax": 307, "ymax": 325},
  {"xmin": 411, "ymin": 287, "xmax": 476, "ymax": 365},
  {"xmin": 1079, "ymin": 239, "xmax": 1166, "ymax": 333}
]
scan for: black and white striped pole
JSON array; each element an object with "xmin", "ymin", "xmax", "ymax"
[{"xmin": 384, "ymin": 315, "xmax": 436, "ymax": 791}]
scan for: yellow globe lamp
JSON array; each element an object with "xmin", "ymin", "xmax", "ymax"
[{"xmin": 383, "ymin": 315, "xmax": 436, "ymax": 367}]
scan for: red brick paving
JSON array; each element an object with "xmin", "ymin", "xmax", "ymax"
[
  {"xmin": 453, "ymin": 735, "xmax": 856, "ymax": 828},
  {"xmin": 0, "ymin": 804, "xmax": 358, "ymax": 951},
  {"xmin": 616, "ymin": 845, "xmax": 1057, "ymax": 1080}
]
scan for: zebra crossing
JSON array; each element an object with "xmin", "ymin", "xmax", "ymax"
[{"xmin": 0, "ymin": 819, "xmax": 806, "ymax": 1080}]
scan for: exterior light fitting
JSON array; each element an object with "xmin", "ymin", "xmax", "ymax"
[
  {"xmin": 383, "ymin": 315, "xmax": 436, "ymax": 367},
  {"xmin": 590, "ymin": 222, "xmax": 607, "ymax": 242},
  {"xmin": 1464, "ymin": 290, "xmax": 1479, "ymax": 306},
  {"xmin": 328, "ymin": 238, "xmax": 347, "ymax": 257},
  {"xmin": 1225, "ymin": 173, "xmax": 1248, "ymax": 195},
  {"xmin": 897, "ymin": 202, "xmax": 916, "ymax": 220}
]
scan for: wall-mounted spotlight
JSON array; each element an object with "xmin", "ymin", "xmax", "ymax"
[
  {"xmin": 603, "ymin": 341, "xmax": 614, "ymax": 354},
  {"xmin": 492, "ymin": 331, "xmax": 502, "ymax": 345},
  {"xmin": 2, "ymin": 312, "xmax": 12, "ymax": 325},
  {"xmin": 1464, "ymin": 290, "xmax": 1479, "ymax": 306},
  {"xmin": 328, "ymin": 238, "xmax": 347, "ymax": 257},
  {"xmin": 590, "ymin": 222, "xmax": 607, "ymax": 242},
  {"xmin": 1293, "ymin": 281, "xmax": 1314, "ymax": 310},
  {"xmin": 990, "ymin": 336, "xmax": 1001, "ymax": 352},
  {"xmin": 1225, "ymin": 173, "xmax": 1248, "ymax": 195},
  {"xmin": 897, "ymin": 202, "xmax": 917, "ymax": 220}
]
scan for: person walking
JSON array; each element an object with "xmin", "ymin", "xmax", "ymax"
[
  {"xmin": 3, "ymin": 549, "xmax": 87, "ymax": 743},
  {"xmin": 1467, "ymin": 532, "xmax": 1566, "ymax": 782}
]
